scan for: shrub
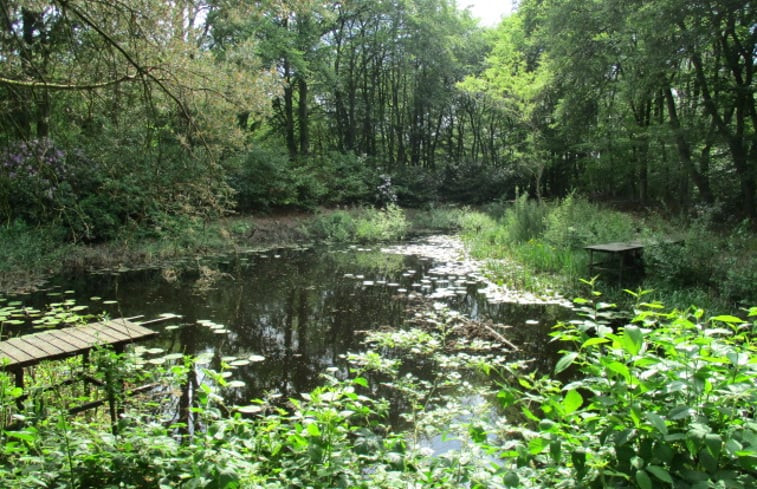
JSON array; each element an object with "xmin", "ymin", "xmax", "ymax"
[
  {"xmin": 354, "ymin": 204, "xmax": 408, "ymax": 242},
  {"xmin": 228, "ymin": 145, "xmax": 297, "ymax": 210},
  {"xmin": 393, "ymin": 165, "xmax": 442, "ymax": 206},
  {"xmin": 304, "ymin": 209, "xmax": 357, "ymax": 242},
  {"xmin": 410, "ymin": 204, "xmax": 468, "ymax": 232}
]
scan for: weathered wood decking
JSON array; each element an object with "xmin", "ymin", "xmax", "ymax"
[
  {"xmin": 1, "ymin": 319, "xmax": 158, "ymax": 428},
  {"xmin": 585, "ymin": 241, "xmax": 645, "ymax": 282},
  {"xmin": 0, "ymin": 318, "xmax": 157, "ymax": 387}
]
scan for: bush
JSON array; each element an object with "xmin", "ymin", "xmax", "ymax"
[
  {"xmin": 295, "ymin": 152, "xmax": 376, "ymax": 208},
  {"xmin": 304, "ymin": 210, "xmax": 357, "ymax": 242},
  {"xmin": 409, "ymin": 204, "xmax": 468, "ymax": 232},
  {"xmin": 393, "ymin": 165, "xmax": 442, "ymax": 206},
  {"xmin": 228, "ymin": 145, "xmax": 298, "ymax": 210},
  {"xmin": 439, "ymin": 160, "xmax": 515, "ymax": 204},
  {"xmin": 354, "ymin": 204, "xmax": 409, "ymax": 242}
]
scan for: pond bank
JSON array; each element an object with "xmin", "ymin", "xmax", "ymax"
[{"xmin": 1, "ymin": 211, "xmax": 337, "ymax": 294}]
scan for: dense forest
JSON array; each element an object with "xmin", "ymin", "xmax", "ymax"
[{"xmin": 1, "ymin": 0, "xmax": 755, "ymax": 242}]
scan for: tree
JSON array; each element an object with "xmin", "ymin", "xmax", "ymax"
[{"xmin": 0, "ymin": 0, "xmax": 277, "ymax": 237}]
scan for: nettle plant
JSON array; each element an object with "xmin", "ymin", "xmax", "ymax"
[{"xmin": 486, "ymin": 289, "xmax": 757, "ymax": 489}]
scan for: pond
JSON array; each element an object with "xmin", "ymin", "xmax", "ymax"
[{"xmin": 5, "ymin": 235, "xmax": 571, "ymax": 408}]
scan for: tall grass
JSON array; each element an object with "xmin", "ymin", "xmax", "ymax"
[{"xmin": 460, "ymin": 195, "xmax": 755, "ymax": 309}]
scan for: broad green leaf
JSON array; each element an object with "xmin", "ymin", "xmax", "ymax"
[
  {"xmin": 518, "ymin": 377, "xmax": 533, "ymax": 389},
  {"xmin": 581, "ymin": 337, "xmax": 609, "ymax": 349},
  {"xmin": 603, "ymin": 360, "xmax": 631, "ymax": 381},
  {"xmin": 635, "ymin": 469, "xmax": 653, "ymax": 489},
  {"xmin": 528, "ymin": 436, "xmax": 548, "ymax": 455},
  {"xmin": 646, "ymin": 413, "xmax": 668, "ymax": 435},
  {"xmin": 306, "ymin": 423, "xmax": 321, "ymax": 437},
  {"xmin": 709, "ymin": 314, "xmax": 743, "ymax": 324},
  {"xmin": 7, "ymin": 430, "xmax": 36, "ymax": 443},
  {"xmin": 555, "ymin": 352, "xmax": 579, "ymax": 374},
  {"xmin": 704, "ymin": 433, "xmax": 721, "ymax": 458},
  {"xmin": 621, "ymin": 325, "xmax": 643, "ymax": 356},
  {"xmin": 562, "ymin": 389, "xmax": 583, "ymax": 416},
  {"xmin": 647, "ymin": 465, "xmax": 673, "ymax": 484},
  {"xmin": 521, "ymin": 407, "xmax": 540, "ymax": 422}
]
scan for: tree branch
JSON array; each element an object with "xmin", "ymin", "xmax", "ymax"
[{"xmin": 0, "ymin": 73, "xmax": 139, "ymax": 90}]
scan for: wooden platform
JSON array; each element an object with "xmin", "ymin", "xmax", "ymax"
[
  {"xmin": 0, "ymin": 318, "xmax": 157, "ymax": 387},
  {"xmin": 585, "ymin": 241, "xmax": 644, "ymax": 282}
]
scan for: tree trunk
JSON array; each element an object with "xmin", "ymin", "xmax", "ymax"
[
  {"xmin": 663, "ymin": 86, "xmax": 714, "ymax": 203},
  {"xmin": 297, "ymin": 76, "xmax": 308, "ymax": 156}
]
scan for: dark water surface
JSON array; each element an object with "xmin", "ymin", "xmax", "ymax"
[{"xmin": 8, "ymin": 239, "xmax": 570, "ymax": 404}]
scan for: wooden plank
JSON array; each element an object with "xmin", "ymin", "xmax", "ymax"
[
  {"xmin": 81, "ymin": 323, "xmax": 126, "ymax": 343},
  {"xmin": 0, "ymin": 342, "xmax": 34, "ymax": 365},
  {"xmin": 59, "ymin": 327, "xmax": 102, "ymax": 349},
  {"xmin": 43, "ymin": 331, "xmax": 82, "ymax": 355},
  {"xmin": 17, "ymin": 335, "xmax": 66, "ymax": 357},
  {"xmin": 4, "ymin": 337, "xmax": 50, "ymax": 360},
  {"xmin": 91, "ymin": 322, "xmax": 144, "ymax": 342},
  {"xmin": 97, "ymin": 321, "xmax": 155, "ymax": 342},
  {"xmin": 0, "ymin": 319, "xmax": 156, "ymax": 371},
  {"xmin": 584, "ymin": 241, "xmax": 644, "ymax": 253}
]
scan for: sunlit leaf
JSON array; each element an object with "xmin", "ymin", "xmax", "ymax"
[
  {"xmin": 306, "ymin": 423, "xmax": 321, "ymax": 437},
  {"xmin": 528, "ymin": 437, "xmax": 548, "ymax": 455},
  {"xmin": 554, "ymin": 352, "xmax": 578, "ymax": 374},
  {"xmin": 621, "ymin": 325, "xmax": 643, "ymax": 356},
  {"xmin": 709, "ymin": 314, "xmax": 743, "ymax": 324},
  {"xmin": 562, "ymin": 389, "xmax": 583, "ymax": 416},
  {"xmin": 236, "ymin": 405, "xmax": 264, "ymax": 414}
]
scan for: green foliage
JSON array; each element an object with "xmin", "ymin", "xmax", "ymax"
[
  {"xmin": 512, "ymin": 240, "xmax": 587, "ymax": 277},
  {"xmin": 230, "ymin": 149, "xmax": 379, "ymax": 211},
  {"xmin": 302, "ymin": 205, "xmax": 409, "ymax": 243},
  {"xmin": 502, "ymin": 193, "xmax": 549, "ymax": 243},
  {"xmin": 1, "ymin": 294, "xmax": 755, "ymax": 488},
  {"xmin": 304, "ymin": 209, "xmax": 357, "ymax": 242},
  {"xmin": 354, "ymin": 204, "xmax": 409, "ymax": 243},
  {"xmin": 484, "ymin": 294, "xmax": 757, "ymax": 488},
  {"xmin": 409, "ymin": 205, "xmax": 468, "ymax": 232},
  {"xmin": 0, "ymin": 221, "xmax": 71, "ymax": 288},
  {"xmin": 643, "ymin": 215, "xmax": 757, "ymax": 305},
  {"xmin": 543, "ymin": 193, "xmax": 637, "ymax": 248},
  {"xmin": 229, "ymin": 146, "xmax": 298, "ymax": 210}
]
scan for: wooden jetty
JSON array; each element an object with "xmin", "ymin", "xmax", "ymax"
[
  {"xmin": 585, "ymin": 241, "xmax": 645, "ymax": 283},
  {"xmin": 0, "ymin": 319, "xmax": 157, "ymax": 426}
]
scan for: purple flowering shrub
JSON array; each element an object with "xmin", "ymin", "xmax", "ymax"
[
  {"xmin": 0, "ymin": 138, "xmax": 108, "ymax": 240},
  {"xmin": 0, "ymin": 138, "xmax": 73, "ymax": 221}
]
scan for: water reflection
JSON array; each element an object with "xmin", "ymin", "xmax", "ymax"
[{"xmin": 10, "ymin": 240, "xmax": 570, "ymax": 406}]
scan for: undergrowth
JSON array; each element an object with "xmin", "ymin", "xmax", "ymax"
[
  {"xmin": 1, "ymin": 295, "xmax": 755, "ymax": 488},
  {"xmin": 461, "ymin": 195, "xmax": 756, "ymax": 309}
]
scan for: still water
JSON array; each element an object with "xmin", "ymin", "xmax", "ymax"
[{"xmin": 10, "ymin": 236, "xmax": 570, "ymax": 405}]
